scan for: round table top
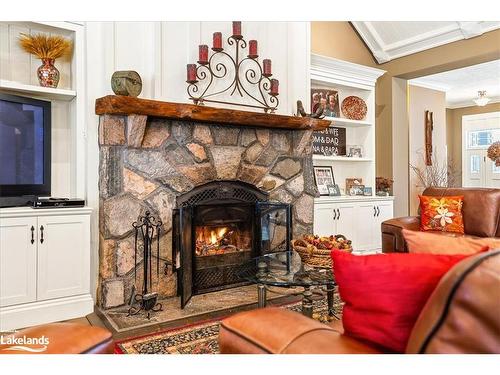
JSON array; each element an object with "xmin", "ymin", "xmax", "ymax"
[{"xmin": 238, "ymin": 251, "xmax": 335, "ymax": 288}]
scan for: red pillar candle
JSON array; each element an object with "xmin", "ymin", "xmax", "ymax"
[
  {"xmin": 232, "ymin": 21, "xmax": 242, "ymax": 36},
  {"xmin": 213, "ymin": 32, "xmax": 222, "ymax": 50},
  {"xmin": 248, "ymin": 40, "xmax": 258, "ymax": 58},
  {"xmin": 186, "ymin": 64, "xmax": 197, "ymax": 82},
  {"xmin": 263, "ymin": 59, "xmax": 272, "ymax": 76},
  {"xmin": 270, "ymin": 79, "xmax": 279, "ymax": 95},
  {"xmin": 198, "ymin": 45, "xmax": 209, "ymax": 64}
]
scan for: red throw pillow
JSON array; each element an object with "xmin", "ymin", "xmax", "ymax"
[{"xmin": 331, "ymin": 250, "xmax": 471, "ymax": 353}]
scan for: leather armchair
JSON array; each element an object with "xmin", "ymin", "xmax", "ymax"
[
  {"xmin": 382, "ymin": 187, "xmax": 500, "ymax": 253},
  {"xmin": 0, "ymin": 323, "xmax": 114, "ymax": 354},
  {"xmin": 219, "ymin": 250, "xmax": 500, "ymax": 354}
]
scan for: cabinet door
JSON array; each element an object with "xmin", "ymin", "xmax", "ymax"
[
  {"xmin": 374, "ymin": 201, "xmax": 394, "ymax": 250},
  {"xmin": 355, "ymin": 203, "xmax": 377, "ymax": 251},
  {"xmin": 37, "ymin": 214, "xmax": 90, "ymax": 301},
  {"xmin": 335, "ymin": 203, "xmax": 357, "ymax": 246},
  {"xmin": 0, "ymin": 217, "xmax": 37, "ymax": 307},
  {"xmin": 314, "ymin": 205, "xmax": 336, "ymax": 237}
]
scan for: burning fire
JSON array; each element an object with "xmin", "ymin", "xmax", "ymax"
[{"xmin": 209, "ymin": 227, "xmax": 228, "ymax": 245}]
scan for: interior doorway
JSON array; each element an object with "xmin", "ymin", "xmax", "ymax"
[{"xmin": 462, "ymin": 112, "xmax": 500, "ymax": 188}]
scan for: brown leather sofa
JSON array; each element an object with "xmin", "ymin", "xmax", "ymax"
[
  {"xmin": 382, "ymin": 187, "xmax": 500, "ymax": 253},
  {"xmin": 219, "ymin": 250, "xmax": 500, "ymax": 354},
  {"xmin": 0, "ymin": 323, "xmax": 113, "ymax": 354}
]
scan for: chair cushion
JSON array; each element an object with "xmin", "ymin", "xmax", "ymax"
[
  {"xmin": 402, "ymin": 229, "xmax": 498, "ymax": 254},
  {"xmin": 331, "ymin": 250, "xmax": 471, "ymax": 353},
  {"xmin": 419, "ymin": 195, "xmax": 465, "ymax": 234}
]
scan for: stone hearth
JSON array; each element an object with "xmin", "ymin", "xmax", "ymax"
[{"xmin": 97, "ymin": 106, "xmax": 319, "ymax": 310}]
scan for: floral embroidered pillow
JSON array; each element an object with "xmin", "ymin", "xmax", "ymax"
[{"xmin": 419, "ymin": 195, "xmax": 465, "ymax": 234}]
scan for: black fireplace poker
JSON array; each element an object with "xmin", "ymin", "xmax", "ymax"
[{"xmin": 128, "ymin": 211, "xmax": 164, "ymax": 319}]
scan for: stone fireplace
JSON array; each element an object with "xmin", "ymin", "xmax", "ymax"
[{"xmin": 96, "ymin": 96, "xmax": 328, "ymax": 310}]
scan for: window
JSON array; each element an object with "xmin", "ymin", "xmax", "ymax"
[
  {"xmin": 467, "ymin": 128, "xmax": 500, "ymax": 149},
  {"xmin": 470, "ymin": 155, "xmax": 481, "ymax": 174}
]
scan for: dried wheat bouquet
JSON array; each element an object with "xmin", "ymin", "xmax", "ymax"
[{"xmin": 18, "ymin": 33, "xmax": 72, "ymax": 60}]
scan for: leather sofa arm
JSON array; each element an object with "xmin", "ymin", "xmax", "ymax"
[
  {"xmin": 0, "ymin": 323, "xmax": 114, "ymax": 354},
  {"xmin": 381, "ymin": 216, "xmax": 420, "ymax": 253},
  {"xmin": 219, "ymin": 307, "xmax": 381, "ymax": 354}
]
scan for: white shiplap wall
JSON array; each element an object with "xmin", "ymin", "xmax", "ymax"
[{"xmin": 85, "ymin": 21, "xmax": 311, "ymax": 297}]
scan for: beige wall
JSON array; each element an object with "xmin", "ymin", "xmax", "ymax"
[
  {"xmin": 446, "ymin": 102, "xmax": 500, "ymax": 186},
  {"xmin": 408, "ymin": 85, "xmax": 447, "ymax": 215},
  {"xmin": 311, "ymin": 22, "xmax": 377, "ymax": 67},
  {"xmin": 311, "ymin": 24, "xmax": 500, "ymax": 215}
]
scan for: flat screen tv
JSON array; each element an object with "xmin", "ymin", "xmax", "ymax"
[{"xmin": 0, "ymin": 93, "xmax": 51, "ymax": 207}]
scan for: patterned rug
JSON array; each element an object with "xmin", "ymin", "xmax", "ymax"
[{"xmin": 115, "ymin": 296, "xmax": 342, "ymax": 354}]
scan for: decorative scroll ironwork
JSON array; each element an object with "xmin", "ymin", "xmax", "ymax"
[
  {"xmin": 128, "ymin": 211, "xmax": 163, "ymax": 319},
  {"xmin": 186, "ymin": 30, "xmax": 279, "ymax": 113}
]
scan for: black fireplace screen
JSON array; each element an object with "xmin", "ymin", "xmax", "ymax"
[{"xmin": 172, "ymin": 181, "xmax": 291, "ymax": 308}]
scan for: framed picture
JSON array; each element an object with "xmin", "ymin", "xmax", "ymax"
[
  {"xmin": 327, "ymin": 184, "xmax": 341, "ymax": 196},
  {"xmin": 314, "ymin": 166, "xmax": 335, "ymax": 196},
  {"xmin": 345, "ymin": 178, "xmax": 363, "ymax": 196},
  {"xmin": 311, "ymin": 88, "xmax": 340, "ymax": 117},
  {"xmin": 349, "ymin": 184, "xmax": 365, "ymax": 196},
  {"xmin": 363, "ymin": 186, "xmax": 373, "ymax": 196},
  {"xmin": 347, "ymin": 145, "xmax": 363, "ymax": 158}
]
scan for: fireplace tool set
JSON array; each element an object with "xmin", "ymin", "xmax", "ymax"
[{"xmin": 128, "ymin": 211, "xmax": 164, "ymax": 319}]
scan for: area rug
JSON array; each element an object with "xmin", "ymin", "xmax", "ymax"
[{"xmin": 115, "ymin": 296, "xmax": 342, "ymax": 354}]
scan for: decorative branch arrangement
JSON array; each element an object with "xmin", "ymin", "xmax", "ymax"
[
  {"xmin": 487, "ymin": 141, "xmax": 500, "ymax": 167},
  {"xmin": 186, "ymin": 21, "xmax": 279, "ymax": 113},
  {"xmin": 410, "ymin": 149, "xmax": 459, "ymax": 188},
  {"xmin": 18, "ymin": 33, "xmax": 72, "ymax": 88}
]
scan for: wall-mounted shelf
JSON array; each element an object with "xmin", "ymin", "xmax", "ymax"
[
  {"xmin": 325, "ymin": 116, "xmax": 372, "ymax": 128},
  {"xmin": 0, "ymin": 79, "xmax": 76, "ymax": 101},
  {"xmin": 313, "ymin": 155, "xmax": 373, "ymax": 162}
]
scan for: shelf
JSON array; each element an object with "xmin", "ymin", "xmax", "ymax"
[
  {"xmin": 315, "ymin": 195, "xmax": 394, "ymax": 204},
  {"xmin": 313, "ymin": 155, "xmax": 373, "ymax": 162},
  {"xmin": 95, "ymin": 95, "xmax": 331, "ymax": 131},
  {"xmin": 324, "ymin": 116, "xmax": 372, "ymax": 128},
  {"xmin": 0, "ymin": 80, "xmax": 76, "ymax": 101}
]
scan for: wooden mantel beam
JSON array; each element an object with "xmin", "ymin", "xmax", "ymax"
[{"xmin": 95, "ymin": 95, "xmax": 330, "ymax": 131}]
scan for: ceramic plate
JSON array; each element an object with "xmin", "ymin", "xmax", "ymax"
[{"xmin": 341, "ymin": 96, "xmax": 367, "ymax": 120}]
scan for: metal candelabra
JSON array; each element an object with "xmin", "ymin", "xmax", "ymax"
[{"xmin": 186, "ymin": 23, "xmax": 279, "ymax": 113}]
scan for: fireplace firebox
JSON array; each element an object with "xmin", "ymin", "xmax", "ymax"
[{"xmin": 173, "ymin": 181, "xmax": 291, "ymax": 308}]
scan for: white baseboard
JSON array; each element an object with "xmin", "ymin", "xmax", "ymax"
[{"xmin": 0, "ymin": 294, "xmax": 94, "ymax": 331}]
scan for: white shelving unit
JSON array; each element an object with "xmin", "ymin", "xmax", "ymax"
[
  {"xmin": 0, "ymin": 22, "xmax": 91, "ymax": 328},
  {"xmin": 310, "ymin": 53, "xmax": 385, "ymax": 196},
  {"xmin": 0, "ymin": 21, "xmax": 86, "ymax": 198},
  {"xmin": 310, "ymin": 54, "xmax": 392, "ymax": 253}
]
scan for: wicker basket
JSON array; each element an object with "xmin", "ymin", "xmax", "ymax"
[{"xmin": 291, "ymin": 239, "xmax": 353, "ymax": 269}]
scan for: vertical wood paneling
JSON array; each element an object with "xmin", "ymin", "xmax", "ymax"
[
  {"xmin": 8, "ymin": 24, "xmax": 31, "ymax": 84},
  {"xmin": 0, "ymin": 24, "xmax": 10, "ymax": 80}
]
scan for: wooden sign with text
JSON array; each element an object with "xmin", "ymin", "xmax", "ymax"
[{"xmin": 312, "ymin": 127, "xmax": 346, "ymax": 156}]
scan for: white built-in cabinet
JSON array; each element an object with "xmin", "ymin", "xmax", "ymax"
[
  {"xmin": 310, "ymin": 55, "xmax": 393, "ymax": 253},
  {"xmin": 0, "ymin": 207, "xmax": 93, "ymax": 330},
  {"xmin": 314, "ymin": 197, "xmax": 394, "ymax": 253}
]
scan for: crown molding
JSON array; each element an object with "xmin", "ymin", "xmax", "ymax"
[
  {"xmin": 446, "ymin": 97, "xmax": 500, "ymax": 109},
  {"xmin": 408, "ymin": 80, "xmax": 450, "ymax": 92},
  {"xmin": 352, "ymin": 21, "xmax": 500, "ymax": 64},
  {"xmin": 310, "ymin": 54, "xmax": 385, "ymax": 88}
]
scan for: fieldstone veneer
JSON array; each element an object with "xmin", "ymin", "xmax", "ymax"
[{"xmin": 98, "ymin": 114, "xmax": 318, "ymax": 309}]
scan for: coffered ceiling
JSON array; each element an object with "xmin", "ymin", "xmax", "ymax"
[
  {"xmin": 409, "ymin": 59, "xmax": 500, "ymax": 108},
  {"xmin": 351, "ymin": 21, "xmax": 500, "ymax": 63}
]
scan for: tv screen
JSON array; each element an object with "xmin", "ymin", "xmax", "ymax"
[{"xmin": 0, "ymin": 93, "xmax": 51, "ymax": 201}]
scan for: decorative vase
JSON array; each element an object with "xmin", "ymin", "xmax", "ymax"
[{"xmin": 37, "ymin": 59, "xmax": 60, "ymax": 88}]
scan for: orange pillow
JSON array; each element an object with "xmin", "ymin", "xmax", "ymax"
[
  {"xmin": 419, "ymin": 195, "xmax": 465, "ymax": 234},
  {"xmin": 402, "ymin": 229, "xmax": 498, "ymax": 254}
]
